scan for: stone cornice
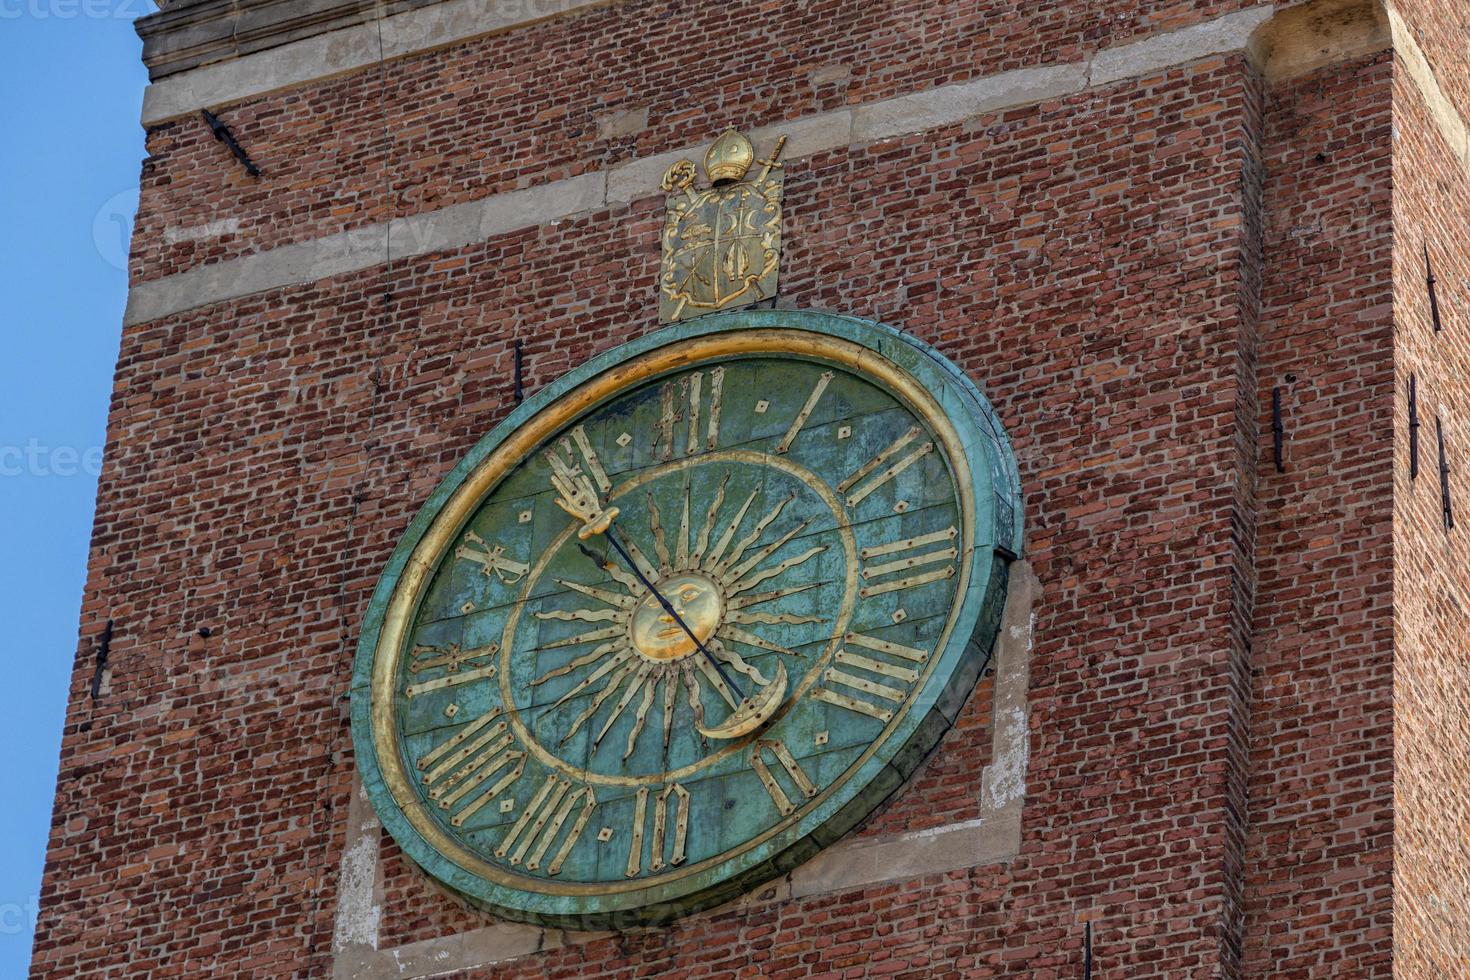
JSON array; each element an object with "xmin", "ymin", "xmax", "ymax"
[
  {"xmin": 138, "ymin": 0, "xmax": 610, "ymax": 117},
  {"xmin": 127, "ymin": 1, "xmax": 1468, "ymax": 332},
  {"xmin": 124, "ymin": 6, "xmax": 1282, "ymax": 326},
  {"xmin": 138, "ymin": 0, "xmax": 426, "ymax": 81}
]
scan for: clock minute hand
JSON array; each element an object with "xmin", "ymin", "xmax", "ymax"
[{"xmin": 548, "ymin": 451, "xmax": 747, "ymax": 702}]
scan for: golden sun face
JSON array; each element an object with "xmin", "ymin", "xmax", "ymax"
[
  {"xmin": 528, "ymin": 477, "xmax": 826, "ymax": 764},
  {"xmin": 629, "ymin": 572, "xmax": 724, "ymax": 662}
]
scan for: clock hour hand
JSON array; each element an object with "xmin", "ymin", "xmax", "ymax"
[{"xmin": 546, "ymin": 445, "xmax": 618, "ymax": 539}]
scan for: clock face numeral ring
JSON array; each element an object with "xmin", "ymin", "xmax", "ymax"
[{"xmin": 351, "ymin": 310, "xmax": 1022, "ymax": 928}]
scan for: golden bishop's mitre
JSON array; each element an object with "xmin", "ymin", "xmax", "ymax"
[{"xmin": 704, "ymin": 129, "xmax": 754, "ymax": 184}]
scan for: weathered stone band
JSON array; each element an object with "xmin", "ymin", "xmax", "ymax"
[
  {"xmin": 125, "ymin": 1, "xmax": 1465, "ymax": 344},
  {"xmin": 139, "ymin": 0, "xmax": 613, "ymax": 123},
  {"xmin": 126, "ymin": 7, "xmax": 1278, "ymax": 327}
]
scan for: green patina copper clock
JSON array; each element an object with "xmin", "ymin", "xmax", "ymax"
[{"xmin": 351, "ymin": 309, "xmax": 1022, "ymax": 927}]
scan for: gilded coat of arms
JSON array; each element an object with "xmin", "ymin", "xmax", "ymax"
[{"xmin": 659, "ymin": 130, "xmax": 786, "ymax": 323}]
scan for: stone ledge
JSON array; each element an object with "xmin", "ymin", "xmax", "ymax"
[
  {"xmin": 126, "ymin": 7, "xmax": 1284, "ymax": 326},
  {"xmin": 138, "ymin": 1, "xmax": 1269, "ymax": 126},
  {"xmin": 139, "ymin": 0, "xmax": 611, "ymax": 112},
  {"xmin": 138, "ymin": 0, "xmax": 431, "ymax": 81}
]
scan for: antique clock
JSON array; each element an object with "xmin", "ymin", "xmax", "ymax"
[{"xmin": 351, "ymin": 309, "xmax": 1022, "ymax": 927}]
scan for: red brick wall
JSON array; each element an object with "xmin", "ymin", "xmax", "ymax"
[
  {"xmin": 1390, "ymin": 0, "xmax": 1470, "ymax": 120},
  {"xmin": 129, "ymin": 0, "xmax": 1268, "ymax": 283},
  {"xmin": 32, "ymin": 2, "xmax": 1426, "ymax": 976},
  {"xmin": 364, "ymin": 54, "xmax": 1270, "ymax": 968},
  {"xmin": 1391, "ymin": 29, "xmax": 1470, "ymax": 976},
  {"xmin": 1241, "ymin": 51, "xmax": 1396, "ymax": 976}
]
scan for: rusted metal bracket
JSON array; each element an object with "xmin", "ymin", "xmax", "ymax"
[
  {"xmin": 1271, "ymin": 386, "xmax": 1286, "ymax": 473},
  {"xmin": 201, "ymin": 109, "xmax": 262, "ymax": 177},
  {"xmin": 1437, "ymin": 417, "xmax": 1454, "ymax": 531},
  {"xmin": 1409, "ymin": 374, "xmax": 1421, "ymax": 480},
  {"xmin": 89, "ymin": 619, "xmax": 114, "ymax": 701},
  {"xmin": 1425, "ymin": 244, "xmax": 1443, "ymax": 334}
]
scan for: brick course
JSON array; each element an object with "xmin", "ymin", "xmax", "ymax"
[
  {"xmin": 128, "ymin": 0, "xmax": 1264, "ymax": 284},
  {"xmin": 1391, "ymin": 36, "xmax": 1470, "ymax": 976}
]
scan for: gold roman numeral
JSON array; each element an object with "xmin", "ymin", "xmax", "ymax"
[
  {"xmin": 624, "ymin": 783, "xmax": 690, "ymax": 877},
  {"xmin": 838, "ymin": 426, "xmax": 935, "ymax": 508},
  {"xmin": 454, "ymin": 531, "xmax": 530, "ymax": 584},
  {"xmin": 810, "ymin": 631, "xmax": 929, "ymax": 723},
  {"xmin": 775, "ymin": 371, "xmax": 833, "ymax": 455},
  {"xmin": 858, "ymin": 526, "xmax": 958, "ymax": 598},
  {"xmin": 654, "ymin": 367, "xmax": 726, "ymax": 460},
  {"xmin": 404, "ymin": 642, "xmax": 499, "ymax": 697},
  {"xmin": 495, "ymin": 774, "xmax": 598, "ymax": 874},
  {"xmin": 547, "ymin": 424, "xmax": 611, "ymax": 497},
  {"xmin": 687, "ymin": 368, "xmax": 724, "ymax": 454},
  {"xmin": 415, "ymin": 709, "xmax": 527, "ymax": 827},
  {"xmin": 751, "ymin": 739, "xmax": 817, "ymax": 816}
]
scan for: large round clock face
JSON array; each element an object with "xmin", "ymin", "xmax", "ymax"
[{"xmin": 352, "ymin": 311, "xmax": 1021, "ymax": 927}]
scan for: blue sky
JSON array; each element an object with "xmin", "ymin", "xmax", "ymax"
[{"xmin": 0, "ymin": 2, "xmax": 151, "ymax": 973}]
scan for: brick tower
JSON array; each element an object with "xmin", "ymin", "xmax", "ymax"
[{"xmin": 31, "ymin": 0, "xmax": 1470, "ymax": 975}]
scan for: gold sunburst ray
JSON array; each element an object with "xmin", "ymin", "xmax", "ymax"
[
  {"xmin": 662, "ymin": 669, "xmax": 678, "ymax": 752},
  {"xmin": 722, "ymin": 518, "xmax": 814, "ymax": 585},
  {"xmin": 717, "ymin": 625, "xmax": 804, "ymax": 660},
  {"xmin": 728, "ymin": 544, "xmax": 827, "ymax": 596},
  {"xmin": 701, "ymin": 486, "xmax": 760, "ymax": 572},
  {"xmin": 556, "ymin": 578, "xmax": 634, "ymax": 608},
  {"xmin": 695, "ymin": 656, "xmax": 741, "ymax": 709},
  {"xmin": 534, "ymin": 641, "xmax": 625, "ymax": 689},
  {"xmin": 548, "ymin": 649, "xmax": 637, "ymax": 712},
  {"xmin": 690, "ymin": 473, "xmax": 731, "ymax": 566},
  {"xmin": 681, "ymin": 666, "xmax": 707, "ymax": 741},
  {"xmin": 622, "ymin": 672, "xmax": 663, "ymax": 760},
  {"xmin": 710, "ymin": 640, "xmax": 770, "ymax": 687},
  {"xmin": 615, "ymin": 531, "xmax": 661, "ymax": 582},
  {"xmin": 676, "ymin": 479, "xmax": 692, "ymax": 567},
  {"xmin": 724, "ymin": 610, "xmax": 823, "ymax": 627},
  {"xmin": 561, "ymin": 658, "xmax": 640, "ymax": 743},
  {"xmin": 542, "ymin": 624, "xmax": 626, "ymax": 650},
  {"xmin": 534, "ymin": 606, "xmax": 622, "ymax": 624},
  {"xmin": 605, "ymin": 563, "xmax": 642, "ymax": 592},
  {"xmin": 725, "ymin": 580, "xmax": 828, "ymax": 610},
  {"xmin": 714, "ymin": 490, "xmax": 795, "ymax": 576},
  {"xmin": 578, "ymin": 550, "xmax": 641, "ymax": 592},
  {"xmin": 646, "ymin": 490, "xmax": 672, "ymax": 574},
  {"xmin": 593, "ymin": 661, "xmax": 656, "ymax": 749}
]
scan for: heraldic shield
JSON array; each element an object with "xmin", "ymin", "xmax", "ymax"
[{"xmin": 659, "ymin": 130, "xmax": 785, "ymax": 323}]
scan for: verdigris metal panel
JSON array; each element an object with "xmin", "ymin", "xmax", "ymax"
[{"xmin": 351, "ymin": 309, "xmax": 1023, "ymax": 928}]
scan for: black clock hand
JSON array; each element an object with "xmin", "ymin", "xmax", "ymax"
[
  {"xmin": 581, "ymin": 532, "xmax": 747, "ymax": 702},
  {"xmin": 551, "ymin": 451, "xmax": 748, "ymax": 700}
]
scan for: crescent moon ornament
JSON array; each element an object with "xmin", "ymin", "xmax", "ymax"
[{"xmin": 697, "ymin": 661, "xmax": 788, "ymax": 740}]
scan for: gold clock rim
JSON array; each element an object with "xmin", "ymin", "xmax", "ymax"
[{"xmin": 369, "ymin": 328, "xmax": 978, "ymax": 898}]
